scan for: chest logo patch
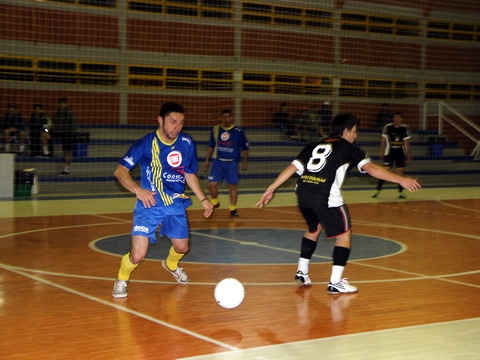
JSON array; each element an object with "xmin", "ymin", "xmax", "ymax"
[
  {"xmin": 221, "ymin": 132, "xmax": 230, "ymax": 141},
  {"xmin": 167, "ymin": 150, "xmax": 182, "ymax": 167}
]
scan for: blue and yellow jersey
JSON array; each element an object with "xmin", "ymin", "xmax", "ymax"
[
  {"xmin": 207, "ymin": 124, "xmax": 249, "ymax": 161},
  {"xmin": 119, "ymin": 131, "xmax": 198, "ymax": 207}
]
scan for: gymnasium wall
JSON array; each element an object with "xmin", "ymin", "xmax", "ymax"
[{"xmin": 1, "ymin": 1, "xmax": 479, "ymax": 129}]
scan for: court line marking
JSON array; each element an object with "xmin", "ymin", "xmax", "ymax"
[
  {"xmin": 0, "ymin": 261, "xmax": 239, "ymax": 352},
  {"xmin": 178, "ymin": 317, "xmax": 480, "ymax": 360},
  {"xmin": 1, "ymin": 221, "xmax": 478, "ymax": 287},
  {"xmin": 2, "ymin": 262, "xmax": 478, "ymax": 288}
]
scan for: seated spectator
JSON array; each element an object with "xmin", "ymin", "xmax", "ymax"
[
  {"xmin": 29, "ymin": 103, "xmax": 52, "ymax": 157},
  {"xmin": 318, "ymin": 101, "xmax": 332, "ymax": 137},
  {"xmin": 1, "ymin": 102, "xmax": 27, "ymax": 153},
  {"xmin": 271, "ymin": 102, "xmax": 294, "ymax": 139},
  {"xmin": 291, "ymin": 107, "xmax": 310, "ymax": 142}
]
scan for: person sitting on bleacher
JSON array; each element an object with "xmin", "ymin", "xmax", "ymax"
[
  {"xmin": 29, "ymin": 103, "xmax": 52, "ymax": 157},
  {"xmin": 1, "ymin": 102, "xmax": 27, "ymax": 154}
]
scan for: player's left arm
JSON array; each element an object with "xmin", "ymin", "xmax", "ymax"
[
  {"xmin": 362, "ymin": 162, "xmax": 420, "ymax": 192},
  {"xmin": 185, "ymin": 172, "xmax": 213, "ymax": 217},
  {"xmin": 240, "ymin": 131, "xmax": 249, "ymax": 171},
  {"xmin": 241, "ymin": 149, "xmax": 249, "ymax": 170},
  {"xmin": 404, "ymin": 138, "xmax": 412, "ymax": 163}
]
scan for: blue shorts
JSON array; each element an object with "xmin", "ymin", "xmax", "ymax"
[
  {"xmin": 208, "ymin": 159, "xmax": 238, "ymax": 185},
  {"xmin": 132, "ymin": 201, "xmax": 189, "ymax": 241}
]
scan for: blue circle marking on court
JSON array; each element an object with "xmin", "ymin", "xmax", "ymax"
[{"xmin": 93, "ymin": 228, "xmax": 403, "ymax": 264}]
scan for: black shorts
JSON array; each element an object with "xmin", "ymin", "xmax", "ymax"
[
  {"xmin": 383, "ymin": 150, "xmax": 406, "ymax": 168},
  {"xmin": 55, "ymin": 132, "xmax": 74, "ymax": 152},
  {"xmin": 298, "ymin": 202, "xmax": 351, "ymax": 239}
]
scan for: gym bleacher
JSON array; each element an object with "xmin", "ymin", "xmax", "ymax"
[{"xmin": 11, "ymin": 125, "xmax": 480, "ymax": 197}]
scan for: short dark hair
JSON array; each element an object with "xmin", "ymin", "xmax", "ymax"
[
  {"xmin": 331, "ymin": 113, "xmax": 359, "ymax": 137},
  {"xmin": 220, "ymin": 109, "xmax": 232, "ymax": 116},
  {"xmin": 393, "ymin": 111, "xmax": 403, "ymax": 116},
  {"xmin": 58, "ymin": 97, "xmax": 68, "ymax": 103},
  {"xmin": 159, "ymin": 102, "xmax": 185, "ymax": 118},
  {"xmin": 33, "ymin": 103, "xmax": 42, "ymax": 109}
]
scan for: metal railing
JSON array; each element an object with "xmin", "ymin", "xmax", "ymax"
[{"xmin": 423, "ymin": 101, "xmax": 480, "ymax": 160}]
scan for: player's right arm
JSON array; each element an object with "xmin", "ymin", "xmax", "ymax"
[
  {"xmin": 256, "ymin": 164, "xmax": 298, "ymax": 208},
  {"xmin": 204, "ymin": 146, "xmax": 214, "ymax": 172},
  {"xmin": 114, "ymin": 164, "xmax": 156, "ymax": 208}
]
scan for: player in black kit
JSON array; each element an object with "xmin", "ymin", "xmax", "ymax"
[
  {"xmin": 372, "ymin": 112, "xmax": 412, "ymax": 199},
  {"xmin": 256, "ymin": 113, "xmax": 421, "ymax": 294}
]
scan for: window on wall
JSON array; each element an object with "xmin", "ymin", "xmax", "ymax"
[
  {"xmin": 128, "ymin": 0, "xmax": 233, "ymax": 18},
  {"xmin": 241, "ymin": 2, "xmax": 333, "ymax": 29},
  {"xmin": 242, "ymin": 72, "xmax": 333, "ymax": 95},
  {"xmin": 427, "ymin": 21, "xmax": 478, "ymax": 42},
  {"xmin": 42, "ymin": 0, "xmax": 116, "ymax": 7},
  {"xmin": 340, "ymin": 77, "xmax": 419, "ymax": 99},
  {"xmin": 0, "ymin": 56, "xmax": 118, "ymax": 86},
  {"xmin": 426, "ymin": 83, "xmax": 479, "ymax": 100},
  {"xmin": 127, "ymin": 65, "xmax": 234, "ymax": 91},
  {"xmin": 341, "ymin": 12, "xmax": 420, "ymax": 38},
  {"xmin": 0, "ymin": 57, "xmax": 35, "ymax": 82}
]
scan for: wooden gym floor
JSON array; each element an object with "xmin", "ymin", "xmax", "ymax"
[{"xmin": 0, "ymin": 186, "xmax": 479, "ymax": 360}]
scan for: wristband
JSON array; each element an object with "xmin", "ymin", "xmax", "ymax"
[{"xmin": 200, "ymin": 198, "xmax": 208, "ymax": 202}]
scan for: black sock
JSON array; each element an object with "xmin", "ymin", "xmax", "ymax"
[
  {"xmin": 377, "ymin": 180, "xmax": 385, "ymax": 191},
  {"xmin": 300, "ymin": 237, "xmax": 317, "ymax": 259},
  {"xmin": 332, "ymin": 246, "xmax": 351, "ymax": 266}
]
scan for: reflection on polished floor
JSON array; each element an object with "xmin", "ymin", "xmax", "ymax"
[{"xmin": 0, "ymin": 187, "xmax": 479, "ymax": 359}]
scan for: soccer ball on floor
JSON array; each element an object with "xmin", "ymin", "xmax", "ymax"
[{"xmin": 214, "ymin": 278, "xmax": 245, "ymax": 309}]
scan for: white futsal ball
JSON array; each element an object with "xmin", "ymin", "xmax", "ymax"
[{"xmin": 214, "ymin": 278, "xmax": 245, "ymax": 309}]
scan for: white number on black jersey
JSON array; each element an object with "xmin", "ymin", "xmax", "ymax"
[{"xmin": 306, "ymin": 144, "xmax": 332, "ymax": 173}]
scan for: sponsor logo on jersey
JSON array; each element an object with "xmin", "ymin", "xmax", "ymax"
[
  {"xmin": 181, "ymin": 136, "xmax": 191, "ymax": 145},
  {"xmin": 167, "ymin": 150, "xmax": 182, "ymax": 167},
  {"xmin": 172, "ymin": 193, "xmax": 189, "ymax": 199},
  {"xmin": 123, "ymin": 156, "xmax": 135, "ymax": 166},
  {"xmin": 220, "ymin": 132, "xmax": 230, "ymax": 141},
  {"xmin": 163, "ymin": 172, "xmax": 185, "ymax": 183}
]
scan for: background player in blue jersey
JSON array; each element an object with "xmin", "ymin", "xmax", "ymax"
[
  {"xmin": 256, "ymin": 113, "xmax": 420, "ymax": 294},
  {"xmin": 372, "ymin": 111, "xmax": 412, "ymax": 199},
  {"xmin": 204, "ymin": 109, "xmax": 249, "ymax": 217},
  {"xmin": 112, "ymin": 102, "xmax": 214, "ymax": 298}
]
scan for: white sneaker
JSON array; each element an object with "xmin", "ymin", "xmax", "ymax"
[
  {"xmin": 112, "ymin": 279, "xmax": 128, "ymax": 298},
  {"xmin": 294, "ymin": 270, "xmax": 312, "ymax": 286},
  {"xmin": 327, "ymin": 278, "xmax": 358, "ymax": 294},
  {"xmin": 162, "ymin": 260, "xmax": 189, "ymax": 284}
]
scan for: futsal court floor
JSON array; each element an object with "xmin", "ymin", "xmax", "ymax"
[{"xmin": 0, "ymin": 186, "xmax": 479, "ymax": 359}]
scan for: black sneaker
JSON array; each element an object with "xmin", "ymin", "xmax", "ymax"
[
  {"xmin": 213, "ymin": 203, "xmax": 220, "ymax": 209},
  {"xmin": 59, "ymin": 171, "xmax": 70, "ymax": 176},
  {"xmin": 230, "ymin": 209, "xmax": 238, "ymax": 217}
]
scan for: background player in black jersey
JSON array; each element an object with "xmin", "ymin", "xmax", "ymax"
[
  {"xmin": 256, "ymin": 113, "xmax": 421, "ymax": 294},
  {"xmin": 372, "ymin": 111, "xmax": 412, "ymax": 199}
]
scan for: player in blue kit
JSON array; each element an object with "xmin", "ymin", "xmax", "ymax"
[
  {"xmin": 204, "ymin": 109, "xmax": 249, "ymax": 217},
  {"xmin": 256, "ymin": 113, "xmax": 421, "ymax": 294},
  {"xmin": 112, "ymin": 102, "xmax": 214, "ymax": 298}
]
